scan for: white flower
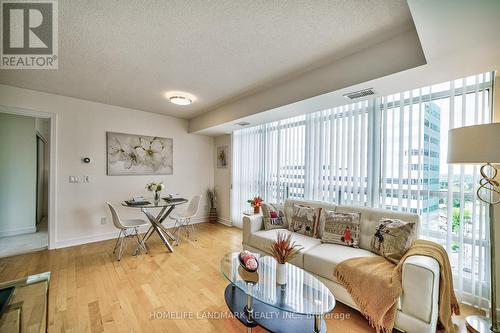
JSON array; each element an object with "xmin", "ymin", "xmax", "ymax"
[
  {"xmin": 109, "ymin": 135, "xmax": 172, "ymax": 172},
  {"xmin": 139, "ymin": 138, "xmax": 168, "ymax": 171},
  {"xmin": 108, "ymin": 137, "xmax": 143, "ymax": 169},
  {"xmin": 146, "ymin": 181, "xmax": 164, "ymax": 192}
]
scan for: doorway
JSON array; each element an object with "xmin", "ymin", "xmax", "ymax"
[{"xmin": 0, "ymin": 113, "xmax": 51, "ymax": 257}]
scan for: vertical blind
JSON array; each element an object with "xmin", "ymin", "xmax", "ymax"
[
  {"xmin": 231, "ymin": 72, "xmax": 494, "ymax": 306},
  {"xmin": 232, "ymin": 100, "xmax": 373, "ymax": 221},
  {"xmin": 378, "ymin": 73, "xmax": 493, "ymax": 307}
]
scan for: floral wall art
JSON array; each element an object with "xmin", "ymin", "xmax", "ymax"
[{"xmin": 107, "ymin": 132, "xmax": 173, "ymax": 175}]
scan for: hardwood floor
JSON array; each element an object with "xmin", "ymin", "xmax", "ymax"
[{"xmin": 0, "ymin": 223, "xmax": 479, "ymax": 332}]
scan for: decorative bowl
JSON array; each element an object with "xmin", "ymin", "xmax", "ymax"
[{"xmin": 238, "ymin": 252, "xmax": 259, "ymax": 273}]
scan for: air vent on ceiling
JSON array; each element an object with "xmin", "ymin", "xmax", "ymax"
[
  {"xmin": 235, "ymin": 121, "xmax": 251, "ymax": 127},
  {"xmin": 343, "ymin": 88, "xmax": 376, "ymax": 100}
]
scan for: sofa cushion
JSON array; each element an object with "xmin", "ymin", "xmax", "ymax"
[
  {"xmin": 262, "ymin": 203, "xmax": 288, "ymax": 230},
  {"xmin": 284, "ymin": 199, "xmax": 337, "ymax": 238},
  {"xmin": 247, "ymin": 229, "xmax": 321, "ymax": 267},
  {"xmin": 335, "ymin": 205, "xmax": 420, "ymax": 252},
  {"xmin": 288, "ymin": 204, "xmax": 321, "ymax": 238},
  {"xmin": 370, "ymin": 218, "xmax": 417, "ymax": 263},
  {"xmin": 303, "ymin": 243, "xmax": 377, "ymax": 281},
  {"xmin": 320, "ymin": 209, "xmax": 361, "ymax": 248}
]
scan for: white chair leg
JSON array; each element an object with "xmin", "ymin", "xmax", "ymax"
[
  {"xmin": 191, "ymin": 223, "xmax": 197, "ymax": 241},
  {"xmin": 117, "ymin": 229, "xmax": 129, "ymax": 261},
  {"xmin": 113, "ymin": 230, "xmax": 123, "ymax": 254},
  {"xmin": 186, "ymin": 219, "xmax": 197, "ymax": 241},
  {"xmin": 134, "ymin": 227, "xmax": 147, "ymax": 253},
  {"xmin": 173, "ymin": 219, "xmax": 183, "ymax": 246},
  {"xmin": 181, "ymin": 218, "xmax": 190, "ymax": 239}
]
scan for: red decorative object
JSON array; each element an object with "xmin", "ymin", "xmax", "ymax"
[
  {"xmin": 269, "ymin": 231, "xmax": 303, "ymax": 264},
  {"xmin": 247, "ymin": 196, "xmax": 263, "ymax": 214},
  {"xmin": 239, "ymin": 250, "xmax": 259, "ymax": 272}
]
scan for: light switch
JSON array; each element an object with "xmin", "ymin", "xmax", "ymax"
[
  {"xmin": 82, "ymin": 175, "xmax": 90, "ymax": 183},
  {"xmin": 69, "ymin": 176, "xmax": 79, "ymax": 183}
]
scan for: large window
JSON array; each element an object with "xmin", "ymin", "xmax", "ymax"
[{"xmin": 232, "ymin": 72, "xmax": 494, "ymax": 307}]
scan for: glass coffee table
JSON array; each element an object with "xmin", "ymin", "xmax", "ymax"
[
  {"xmin": 0, "ymin": 272, "xmax": 50, "ymax": 333},
  {"xmin": 220, "ymin": 252, "xmax": 335, "ymax": 333}
]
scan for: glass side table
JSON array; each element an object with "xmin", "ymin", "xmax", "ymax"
[{"xmin": 0, "ymin": 272, "xmax": 50, "ymax": 333}]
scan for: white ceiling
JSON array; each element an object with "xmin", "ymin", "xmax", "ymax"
[
  {"xmin": 408, "ymin": 0, "xmax": 500, "ymax": 62},
  {"xmin": 196, "ymin": 0, "xmax": 500, "ymax": 135},
  {"xmin": 0, "ymin": 0, "xmax": 415, "ymax": 119}
]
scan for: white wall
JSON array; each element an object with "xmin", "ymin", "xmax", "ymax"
[
  {"xmin": 0, "ymin": 113, "xmax": 37, "ymax": 237},
  {"xmin": 214, "ymin": 135, "xmax": 231, "ymax": 226},
  {"xmin": 36, "ymin": 118, "xmax": 50, "ymax": 139},
  {"xmin": 0, "ymin": 84, "xmax": 215, "ymax": 248}
]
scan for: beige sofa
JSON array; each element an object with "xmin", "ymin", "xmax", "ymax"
[{"xmin": 242, "ymin": 199, "xmax": 440, "ymax": 333}]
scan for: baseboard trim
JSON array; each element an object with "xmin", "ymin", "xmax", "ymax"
[
  {"xmin": 217, "ymin": 217, "xmax": 232, "ymax": 226},
  {"xmin": 0, "ymin": 226, "xmax": 37, "ymax": 237},
  {"xmin": 54, "ymin": 216, "xmax": 208, "ymax": 249}
]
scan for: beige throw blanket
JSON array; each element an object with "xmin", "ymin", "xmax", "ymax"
[{"xmin": 334, "ymin": 240, "xmax": 460, "ymax": 333}]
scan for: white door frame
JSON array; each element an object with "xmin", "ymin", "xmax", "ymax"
[{"xmin": 0, "ymin": 104, "xmax": 58, "ymax": 250}]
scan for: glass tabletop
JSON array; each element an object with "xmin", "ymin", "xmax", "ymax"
[
  {"xmin": 0, "ymin": 272, "xmax": 50, "ymax": 333},
  {"xmin": 121, "ymin": 197, "xmax": 188, "ymax": 208},
  {"xmin": 220, "ymin": 252, "xmax": 335, "ymax": 315}
]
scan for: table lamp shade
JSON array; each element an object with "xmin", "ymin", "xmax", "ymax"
[{"xmin": 447, "ymin": 123, "xmax": 500, "ymax": 164}]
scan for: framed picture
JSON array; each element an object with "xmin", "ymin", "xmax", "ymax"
[
  {"xmin": 106, "ymin": 132, "xmax": 173, "ymax": 175},
  {"xmin": 217, "ymin": 145, "xmax": 228, "ymax": 168}
]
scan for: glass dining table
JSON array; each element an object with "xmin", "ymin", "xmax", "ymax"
[{"xmin": 122, "ymin": 198, "xmax": 188, "ymax": 254}]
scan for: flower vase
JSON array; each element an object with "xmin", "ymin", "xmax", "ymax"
[
  {"xmin": 253, "ymin": 206, "xmax": 260, "ymax": 214},
  {"xmin": 276, "ymin": 263, "xmax": 287, "ymax": 285},
  {"xmin": 209, "ymin": 207, "xmax": 217, "ymax": 223},
  {"xmin": 154, "ymin": 191, "xmax": 161, "ymax": 204}
]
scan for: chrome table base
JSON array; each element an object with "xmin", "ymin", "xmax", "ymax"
[
  {"xmin": 132, "ymin": 206, "xmax": 177, "ymax": 255},
  {"xmin": 224, "ymin": 284, "xmax": 327, "ymax": 333}
]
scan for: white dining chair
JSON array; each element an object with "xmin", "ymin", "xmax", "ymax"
[
  {"xmin": 169, "ymin": 195, "xmax": 201, "ymax": 245},
  {"xmin": 106, "ymin": 202, "xmax": 149, "ymax": 260}
]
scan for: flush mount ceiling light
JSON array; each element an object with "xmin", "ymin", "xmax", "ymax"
[
  {"xmin": 164, "ymin": 91, "xmax": 195, "ymax": 106},
  {"xmin": 169, "ymin": 95, "xmax": 192, "ymax": 106},
  {"xmin": 235, "ymin": 121, "xmax": 251, "ymax": 127}
]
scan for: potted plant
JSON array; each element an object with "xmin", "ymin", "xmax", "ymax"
[
  {"xmin": 146, "ymin": 181, "xmax": 165, "ymax": 204},
  {"xmin": 247, "ymin": 196, "xmax": 263, "ymax": 214},
  {"xmin": 269, "ymin": 231, "xmax": 303, "ymax": 285},
  {"xmin": 207, "ymin": 187, "xmax": 217, "ymax": 223}
]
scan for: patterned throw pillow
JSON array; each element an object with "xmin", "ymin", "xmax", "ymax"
[
  {"xmin": 288, "ymin": 204, "xmax": 321, "ymax": 238},
  {"xmin": 370, "ymin": 218, "xmax": 416, "ymax": 263},
  {"xmin": 262, "ymin": 203, "xmax": 287, "ymax": 230},
  {"xmin": 320, "ymin": 210, "xmax": 361, "ymax": 248}
]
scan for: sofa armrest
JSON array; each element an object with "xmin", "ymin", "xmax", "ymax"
[
  {"xmin": 401, "ymin": 255, "xmax": 440, "ymax": 326},
  {"xmin": 242, "ymin": 215, "xmax": 263, "ymax": 244}
]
